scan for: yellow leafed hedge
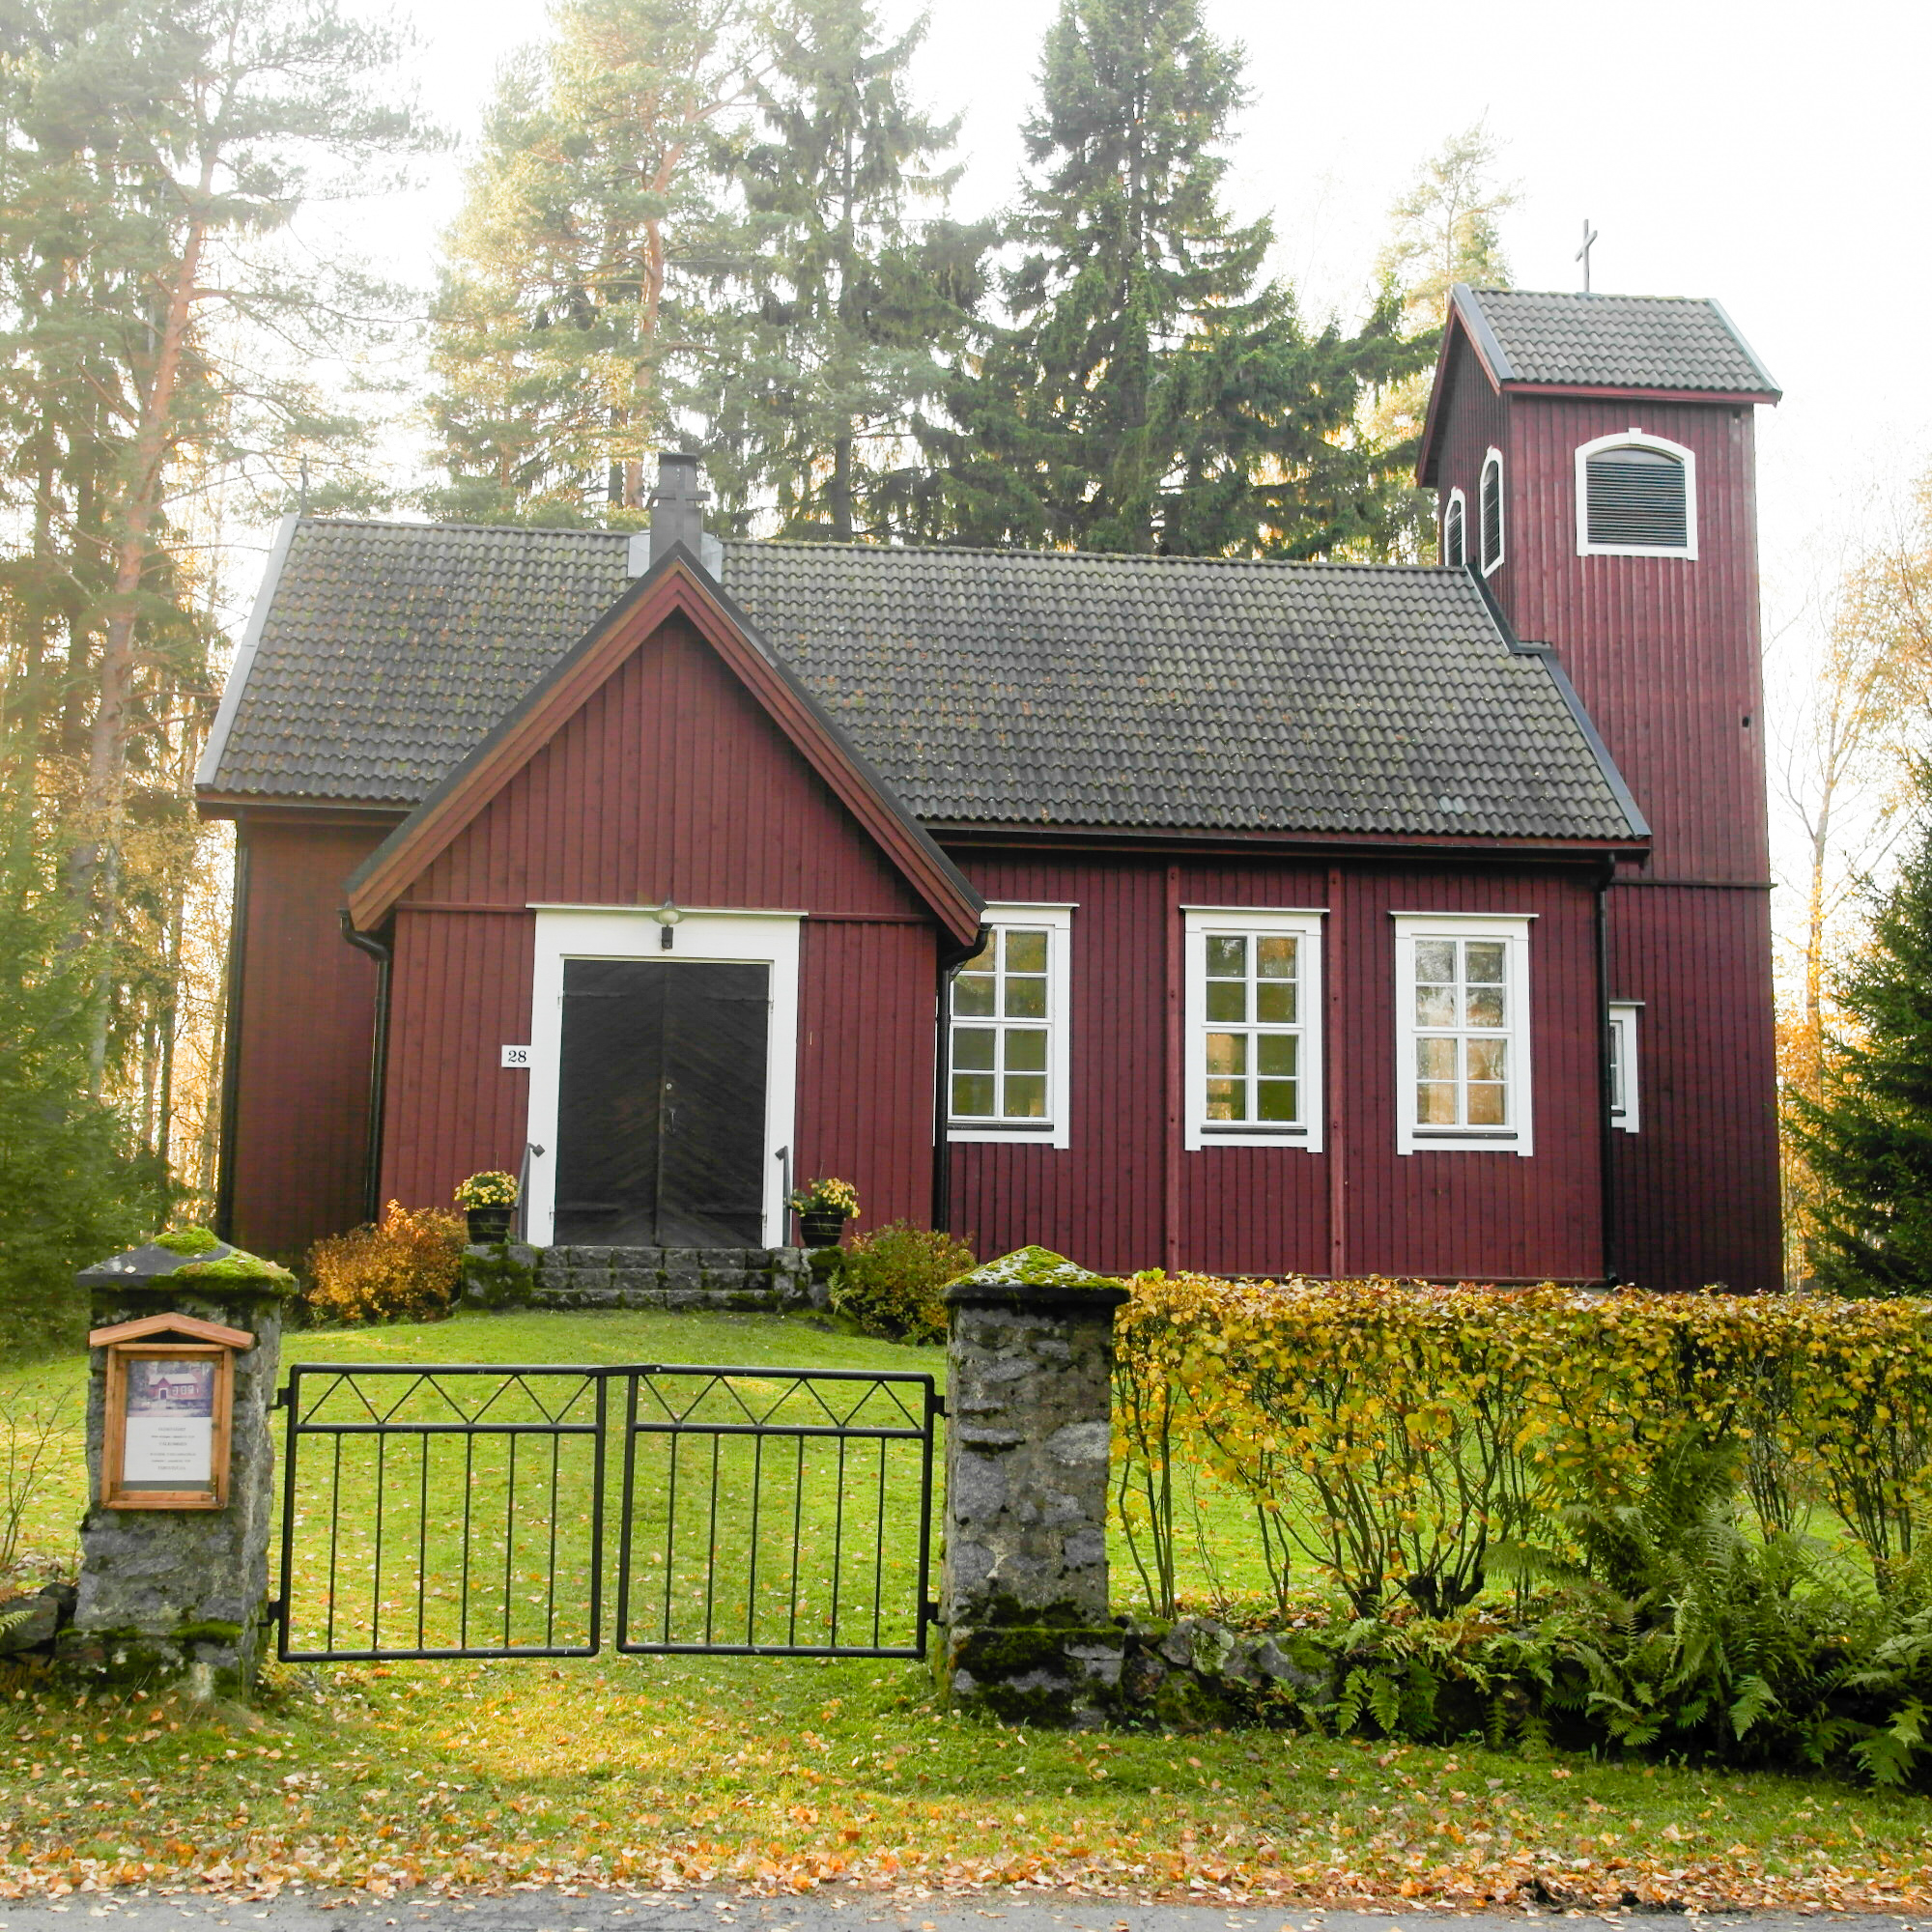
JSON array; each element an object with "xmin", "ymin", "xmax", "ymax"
[{"xmin": 1111, "ymin": 1273, "xmax": 1932, "ymax": 1618}]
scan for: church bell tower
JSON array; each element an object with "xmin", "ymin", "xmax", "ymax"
[{"xmin": 1418, "ymin": 285, "xmax": 1784, "ymax": 1291}]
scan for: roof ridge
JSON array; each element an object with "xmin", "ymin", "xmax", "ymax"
[
  {"xmin": 722, "ymin": 537, "xmax": 1463, "ymax": 576},
  {"xmin": 295, "ymin": 515, "xmax": 631, "ymax": 541}
]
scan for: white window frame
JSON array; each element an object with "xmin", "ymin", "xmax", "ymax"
[
  {"xmin": 1442, "ymin": 487, "xmax": 1468, "ymax": 568},
  {"xmin": 1575, "ymin": 429, "xmax": 1698, "ymax": 560},
  {"xmin": 947, "ymin": 902, "xmax": 1074, "ymax": 1149},
  {"xmin": 1182, "ymin": 907, "xmax": 1325, "ymax": 1152},
  {"xmin": 1479, "ymin": 446, "xmax": 1505, "ymax": 576},
  {"xmin": 1607, "ymin": 1000, "xmax": 1642, "ymax": 1133},
  {"xmin": 1393, "ymin": 912, "xmax": 1534, "ymax": 1156},
  {"xmin": 524, "ymin": 904, "xmax": 802, "ymax": 1247}
]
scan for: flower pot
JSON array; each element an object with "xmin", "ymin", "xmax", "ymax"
[
  {"xmin": 465, "ymin": 1204, "xmax": 515, "ymax": 1244},
  {"xmin": 798, "ymin": 1208, "xmax": 849, "ymax": 1250}
]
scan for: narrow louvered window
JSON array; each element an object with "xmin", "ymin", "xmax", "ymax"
[
  {"xmin": 1479, "ymin": 451, "xmax": 1503, "ymax": 574},
  {"xmin": 1443, "ymin": 491, "xmax": 1466, "ymax": 567},
  {"xmin": 1585, "ymin": 445, "xmax": 1689, "ymax": 549}
]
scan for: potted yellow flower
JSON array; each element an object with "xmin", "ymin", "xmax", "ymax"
[
  {"xmin": 789, "ymin": 1177, "xmax": 859, "ymax": 1249},
  {"xmin": 455, "ymin": 1170, "xmax": 519, "ymax": 1244}
]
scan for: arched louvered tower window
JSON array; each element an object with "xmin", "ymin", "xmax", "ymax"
[
  {"xmin": 1479, "ymin": 449, "xmax": 1504, "ymax": 575},
  {"xmin": 1576, "ymin": 431, "xmax": 1698, "ymax": 558},
  {"xmin": 1442, "ymin": 489, "xmax": 1467, "ymax": 567}
]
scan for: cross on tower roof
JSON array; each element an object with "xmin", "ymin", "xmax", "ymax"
[{"xmin": 1576, "ymin": 217, "xmax": 1600, "ymax": 295}]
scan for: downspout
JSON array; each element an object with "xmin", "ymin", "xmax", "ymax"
[
  {"xmin": 339, "ymin": 913, "xmax": 392, "ymax": 1227},
  {"xmin": 212, "ymin": 825, "xmax": 251, "ymax": 1242},
  {"xmin": 1595, "ymin": 861, "xmax": 1618, "ymax": 1288}
]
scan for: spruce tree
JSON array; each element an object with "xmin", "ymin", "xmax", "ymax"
[
  {"xmin": 692, "ymin": 0, "xmax": 992, "ymax": 541},
  {"xmin": 1790, "ymin": 773, "xmax": 1932, "ymax": 1296},
  {"xmin": 921, "ymin": 0, "xmax": 1430, "ymax": 557}
]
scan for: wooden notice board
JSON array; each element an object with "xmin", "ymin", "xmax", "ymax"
[{"xmin": 88, "ymin": 1313, "xmax": 254, "ymax": 1510}]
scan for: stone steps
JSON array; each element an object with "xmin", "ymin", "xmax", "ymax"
[{"xmin": 465, "ymin": 1243, "xmax": 817, "ymax": 1314}]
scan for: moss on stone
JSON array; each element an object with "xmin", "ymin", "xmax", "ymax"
[
  {"xmin": 169, "ymin": 1619, "xmax": 245, "ymax": 1645},
  {"xmin": 944, "ymin": 1245, "xmax": 1123, "ymax": 1294},
  {"xmin": 154, "ymin": 1226, "xmax": 221, "ymax": 1257},
  {"xmin": 175, "ymin": 1253, "xmax": 295, "ymax": 1287}
]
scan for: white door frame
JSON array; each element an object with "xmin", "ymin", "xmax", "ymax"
[{"xmin": 524, "ymin": 905, "xmax": 803, "ymax": 1248}]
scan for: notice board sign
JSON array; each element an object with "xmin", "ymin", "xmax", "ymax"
[{"xmin": 88, "ymin": 1313, "xmax": 254, "ymax": 1510}]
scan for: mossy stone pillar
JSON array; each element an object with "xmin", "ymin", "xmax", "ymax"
[
  {"xmin": 938, "ymin": 1245, "xmax": 1129, "ymax": 1727},
  {"xmin": 69, "ymin": 1234, "xmax": 294, "ymax": 1696}
]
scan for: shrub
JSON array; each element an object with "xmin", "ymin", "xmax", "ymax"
[
  {"xmin": 1112, "ymin": 1276, "xmax": 1932, "ymax": 1618},
  {"xmin": 303, "ymin": 1202, "xmax": 465, "ymax": 1324},
  {"xmin": 829, "ymin": 1221, "xmax": 973, "ymax": 1343},
  {"xmin": 1110, "ymin": 1274, "xmax": 1932, "ymax": 1783}
]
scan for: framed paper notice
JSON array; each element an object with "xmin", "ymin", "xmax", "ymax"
[{"xmin": 91, "ymin": 1316, "xmax": 251, "ymax": 1509}]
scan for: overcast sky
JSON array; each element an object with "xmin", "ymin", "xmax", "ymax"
[{"xmin": 285, "ymin": 0, "xmax": 1924, "ymax": 919}]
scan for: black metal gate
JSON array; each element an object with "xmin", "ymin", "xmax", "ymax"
[{"xmin": 275, "ymin": 1363, "xmax": 940, "ymax": 1663}]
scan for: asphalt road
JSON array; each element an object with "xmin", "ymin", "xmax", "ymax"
[{"xmin": 0, "ymin": 1891, "xmax": 1918, "ymax": 1932}]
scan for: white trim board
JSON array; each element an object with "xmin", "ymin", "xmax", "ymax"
[
  {"xmin": 524, "ymin": 906, "xmax": 801, "ymax": 1247},
  {"xmin": 195, "ymin": 513, "xmax": 299, "ymax": 791}
]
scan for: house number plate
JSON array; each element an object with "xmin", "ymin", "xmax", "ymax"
[{"xmin": 500, "ymin": 1044, "xmax": 532, "ymax": 1068}]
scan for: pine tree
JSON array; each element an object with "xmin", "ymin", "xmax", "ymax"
[
  {"xmin": 427, "ymin": 0, "xmax": 765, "ymax": 524},
  {"xmin": 691, "ymin": 0, "xmax": 993, "ymax": 542},
  {"xmin": 921, "ymin": 0, "xmax": 1430, "ymax": 557},
  {"xmin": 1790, "ymin": 771, "xmax": 1932, "ymax": 1296},
  {"xmin": 1368, "ymin": 120, "xmax": 1518, "ymax": 558}
]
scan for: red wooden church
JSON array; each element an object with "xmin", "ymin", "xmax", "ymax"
[{"xmin": 196, "ymin": 286, "xmax": 1783, "ymax": 1291}]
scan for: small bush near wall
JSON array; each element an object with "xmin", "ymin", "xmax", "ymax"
[
  {"xmin": 303, "ymin": 1202, "xmax": 465, "ymax": 1324},
  {"xmin": 1111, "ymin": 1276, "xmax": 1932, "ymax": 1782},
  {"xmin": 829, "ymin": 1222, "xmax": 974, "ymax": 1343}
]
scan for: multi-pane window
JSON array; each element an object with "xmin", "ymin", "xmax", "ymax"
[
  {"xmin": 1183, "ymin": 909, "xmax": 1324, "ymax": 1151},
  {"xmin": 1443, "ymin": 489, "xmax": 1467, "ymax": 568},
  {"xmin": 948, "ymin": 904, "xmax": 1072, "ymax": 1145},
  {"xmin": 1394, "ymin": 914, "xmax": 1532, "ymax": 1154}
]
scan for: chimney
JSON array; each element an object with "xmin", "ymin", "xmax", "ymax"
[{"xmin": 648, "ymin": 451, "xmax": 707, "ymax": 564}]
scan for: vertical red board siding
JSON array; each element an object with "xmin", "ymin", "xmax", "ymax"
[
  {"xmin": 382, "ymin": 612, "xmax": 940, "ymax": 1231},
  {"xmin": 1608, "ymin": 884, "xmax": 1780, "ymax": 1291},
  {"xmin": 1432, "ymin": 349, "xmax": 1782, "ymax": 1291},
  {"xmin": 229, "ymin": 816, "xmax": 386, "ymax": 1259},
  {"xmin": 950, "ymin": 848, "xmax": 1604, "ymax": 1284},
  {"xmin": 1501, "ymin": 396, "xmax": 1769, "ymax": 886}
]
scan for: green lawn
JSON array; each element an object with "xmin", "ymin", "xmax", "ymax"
[{"xmin": 5, "ymin": 1308, "xmax": 1932, "ymax": 1908}]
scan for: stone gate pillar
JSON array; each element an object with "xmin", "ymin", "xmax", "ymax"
[
  {"xmin": 937, "ymin": 1245, "xmax": 1129, "ymax": 1727},
  {"xmin": 68, "ymin": 1233, "xmax": 293, "ymax": 1697}
]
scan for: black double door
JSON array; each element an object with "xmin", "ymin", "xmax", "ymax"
[{"xmin": 553, "ymin": 958, "xmax": 771, "ymax": 1247}]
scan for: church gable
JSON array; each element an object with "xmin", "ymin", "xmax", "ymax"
[{"xmin": 345, "ymin": 557, "xmax": 981, "ymax": 940}]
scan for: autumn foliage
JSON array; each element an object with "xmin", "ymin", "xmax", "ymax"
[
  {"xmin": 303, "ymin": 1202, "xmax": 466, "ymax": 1324},
  {"xmin": 1113, "ymin": 1273, "xmax": 1932, "ymax": 1620}
]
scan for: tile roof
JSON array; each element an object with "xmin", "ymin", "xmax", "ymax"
[
  {"xmin": 202, "ymin": 520, "xmax": 1644, "ymax": 844},
  {"xmin": 1456, "ymin": 287, "xmax": 1779, "ymax": 395}
]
